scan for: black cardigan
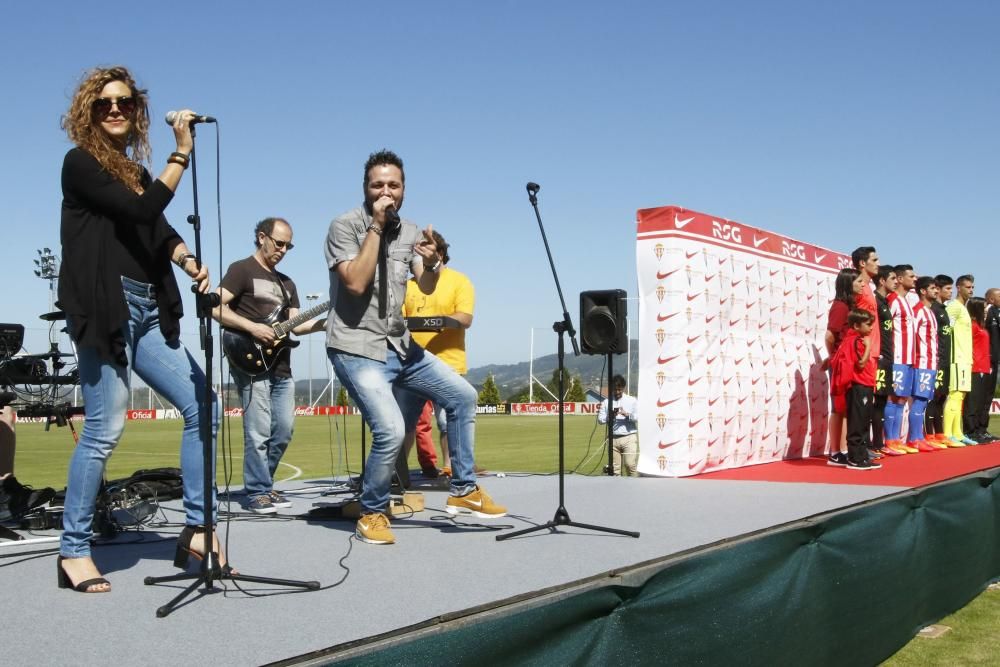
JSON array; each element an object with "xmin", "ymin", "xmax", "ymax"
[{"xmin": 57, "ymin": 147, "xmax": 185, "ymax": 367}]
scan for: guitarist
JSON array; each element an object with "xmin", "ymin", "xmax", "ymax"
[{"xmin": 214, "ymin": 217, "xmax": 325, "ymax": 514}]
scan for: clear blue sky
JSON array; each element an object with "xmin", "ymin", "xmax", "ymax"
[{"xmin": 2, "ymin": 2, "xmax": 997, "ymax": 385}]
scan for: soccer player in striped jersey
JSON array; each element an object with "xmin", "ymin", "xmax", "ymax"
[
  {"xmin": 884, "ymin": 264, "xmax": 918, "ymax": 452},
  {"xmin": 872, "ymin": 266, "xmax": 899, "ymax": 456},
  {"xmin": 908, "ymin": 277, "xmax": 946, "ymax": 451},
  {"xmin": 945, "ymin": 274, "xmax": 976, "ymax": 445},
  {"xmin": 925, "ymin": 275, "xmax": 953, "ymax": 444}
]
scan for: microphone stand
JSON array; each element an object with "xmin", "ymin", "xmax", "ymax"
[
  {"xmin": 497, "ymin": 184, "xmax": 639, "ymax": 542},
  {"xmin": 144, "ymin": 124, "xmax": 319, "ymax": 617}
]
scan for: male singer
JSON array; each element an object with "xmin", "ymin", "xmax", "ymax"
[{"xmin": 324, "ymin": 150, "xmax": 506, "ymax": 545}]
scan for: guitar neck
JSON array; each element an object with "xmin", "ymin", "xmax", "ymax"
[{"xmin": 274, "ymin": 300, "xmax": 330, "ymax": 337}]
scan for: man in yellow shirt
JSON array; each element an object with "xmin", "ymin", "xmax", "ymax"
[
  {"xmin": 944, "ymin": 274, "xmax": 975, "ymax": 444},
  {"xmin": 402, "ymin": 231, "xmax": 475, "ymax": 476}
]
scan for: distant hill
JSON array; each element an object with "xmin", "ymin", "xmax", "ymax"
[
  {"xmin": 288, "ymin": 340, "xmax": 639, "ymax": 402},
  {"xmin": 465, "ymin": 340, "xmax": 639, "ymax": 395}
]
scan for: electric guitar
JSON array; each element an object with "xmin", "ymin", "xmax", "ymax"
[{"xmin": 222, "ymin": 300, "xmax": 330, "ymax": 377}]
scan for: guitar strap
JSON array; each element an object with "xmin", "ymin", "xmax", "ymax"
[{"xmin": 273, "ymin": 271, "xmax": 291, "ymax": 319}]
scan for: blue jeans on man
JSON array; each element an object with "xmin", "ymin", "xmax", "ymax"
[
  {"xmin": 329, "ymin": 342, "xmax": 478, "ymax": 514},
  {"xmin": 231, "ymin": 368, "xmax": 295, "ymax": 501},
  {"xmin": 61, "ymin": 277, "xmax": 219, "ymax": 557}
]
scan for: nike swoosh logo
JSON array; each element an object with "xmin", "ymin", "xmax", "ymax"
[
  {"xmin": 657, "ymin": 312, "xmax": 678, "ymax": 321},
  {"xmin": 736, "ymin": 435, "xmax": 748, "ymax": 444},
  {"xmin": 687, "ymin": 293, "xmax": 699, "ymax": 301},
  {"xmin": 686, "ymin": 251, "xmax": 698, "ymax": 259},
  {"xmin": 688, "ymin": 458, "xmax": 706, "ymax": 470},
  {"xmin": 752, "ymin": 377, "xmax": 761, "ymax": 385},
  {"xmin": 770, "ymin": 269, "xmax": 780, "ymax": 276},
  {"xmin": 720, "ymin": 296, "xmax": 731, "ymax": 305},
  {"xmin": 731, "ymin": 279, "xmax": 743, "ymax": 287},
  {"xmin": 806, "ymin": 294, "xmax": 815, "ymax": 300},
  {"xmin": 738, "ymin": 396, "xmax": 749, "ymax": 404},
  {"xmin": 687, "ymin": 335, "xmax": 702, "ymax": 344},
  {"xmin": 796, "ymin": 274, "xmax": 804, "ymax": 281},
  {"xmin": 783, "ymin": 290, "xmax": 793, "ymax": 297},
  {"xmin": 689, "ymin": 418, "xmax": 704, "ymax": 428},
  {"xmin": 785, "ymin": 360, "xmax": 795, "ymax": 367},
  {"xmin": 753, "ymin": 236, "xmax": 767, "ymax": 248},
  {"xmin": 706, "ymin": 314, "xmax": 717, "ymax": 323},
  {"xmin": 708, "ymin": 396, "xmax": 721, "ymax": 406},
  {"xmin": 795, "ymin": 309, "xmax": 805, "ymax": 316},
  {"xmin": 781, "ymin": 325, "xmax": 791, "ymax": 332},
  {"xmin": 657, "ymin": 355, "xmax": 679, "ymax": 364},
  {"xmin": 734, "ymin": 357, "xmax": 745, "ymax": 365},
  {"xmin": 707, "ymin": 438, "xmax": 720, "ymax": 447},
  {"xmin": 770, "ymin": 305, "xmax": 780, "ymax": 312},
  {"xmin": 687, "ymin": 377, "xmax": 703, "ymax": 386},
  {"xmin": 706, "ymin": 355, "xmax": 718, "ymax": 364},
  {"xmin": 718, "ymin": 257, "xmax": 727, "ymax": 265},
  {"xmin": 763, "ymin": 358, "xmax": 771, "ymax": 365},
  {"xmin": 705, "ymin": 273, "xmax": 716, "ymax": 282},
  {"xmin": 815, "ymin": 312, "xmax": 825, "ymax": 319},
  {"xmin": 675, "ymin": 215, "xmax": 695, "ymax": 229},
  {"xmin": 758, "ymin": 284, "xmax": 767, "ymax": 292},
  {"xmin": 656, "ymin": 268, "xmax": 680, "ymax": 279},
  {"xmin": 463, "ymin": 498, "xmax": 483, "ymax": 508},
  {"xmin": 658, "ymin": 440, "xmax": 681, "ymax": 449},
  {"xmin": 765, "ymin": 395, "xmax": 773, "ymax": 403},
  {"xmin": 814, "ymin": 253, "xmax": 827, "ymax": 262},
  {"xmin": 745, "ymin": 263, "xmax": 755, "ymax": 271},
  {"xmin": 758, "ymin": 322, "xmax": 767, "ymax": 329},
  {"xmin": 752, "ymin": 415, "xmax": 762, "ymax": 423},
  {"xmin": 747, "ymin": 300, "xmax": 757, "ymax": 309},
  {"xmin": 795, "ymin": 343, "xmax": 804, "ymax": 350},
  {"xmin": 723, "ymin": 377, "xmax": 734, "ymax": 385},
  {"xmin": 656, "ymin": 397, "xmax": 680, "ymax": 407},
  {"xmin": 729, "ymin": 319, "xmax": 741, "ymax": 326},
  {"xmin": 724, "ymin": 416, "xmax": 736, "ymax": 425}
]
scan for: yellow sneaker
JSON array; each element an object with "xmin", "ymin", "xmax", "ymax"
[
  {"xmin": 446, "ymin": 485, "xmax": 507, "ymax": 518},
  {"xmin": 356, "ymin": 512, "xmax": 395, "ymax": 544}
]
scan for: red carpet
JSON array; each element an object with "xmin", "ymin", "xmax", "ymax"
[{"xmin": 691, "ymin": 443, "xmax": 1000, "ymax": 488}]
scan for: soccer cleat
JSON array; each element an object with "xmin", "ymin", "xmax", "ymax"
[
  {"xmin": 927, "ymin": 439, "xmax": 950, "ymax": 450},
  {"xmin": 356, "ymin": 512, "xmax": 395, "ymax": 544},
  {"xmin": 946, "ymin": 437, "xmax": 966, "ymax": 448},
  {"xmin": 883, "ymin": 440, "xmax": 910, "ymax": 455},
  {"xmin": 446, "ymin": 485, "xmax": 507, "ymax": 518},
  {"xmin": 897, "ymin": 443, "xmax": 919, "ymax": 454},
  {"xmin": 911, "ymin": 440, "xmax": 937, "ymax": 453},
  {"xmin": 878, "ymin": 447, "xmax": 905, "ymax": 457}
]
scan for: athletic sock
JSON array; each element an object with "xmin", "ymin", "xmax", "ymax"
[
  {"xmin": 907, "ymin": 397, "xmax": 928, "ymax": 443},
  {"xmin": 883, "ymin": 400, "xmax": 903, "ymax": 441}
]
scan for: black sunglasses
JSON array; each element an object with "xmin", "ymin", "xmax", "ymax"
[
  {"xmin": 92, "ymin": 96, "xmax": 137, "ymax": 119},
  {"xmin": 264, "ymin": 233, "xmax": 294, "ymax": 251}
]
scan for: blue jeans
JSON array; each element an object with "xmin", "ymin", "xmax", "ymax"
[
  {"xmin": 329, "ymin": 343, "xmax": 478, "ymax": 513},
  {"xmin": 231, "ymin": 367, "xmax": 295, "ymax": 499},
  {"xmin": 61, "ymin": 277, "xmax": 219, "ymax": 558}
]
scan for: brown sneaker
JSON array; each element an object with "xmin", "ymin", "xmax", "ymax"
[
  {"xmin": 356, "ymin": 512, "xmax": 395, "ymax": 544},
  {"xmin": 446, "ymin": 485, "xmax": 506, "ymax": 518}
]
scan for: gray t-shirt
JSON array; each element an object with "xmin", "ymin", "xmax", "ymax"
[{"xmin": 325, "ymin": 205, "xmax": 422, "ymax": 362}]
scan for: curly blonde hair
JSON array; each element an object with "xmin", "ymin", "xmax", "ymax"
[{"xmin": 61, "ymin": 66, "xmax": 152, "ymax": 192}]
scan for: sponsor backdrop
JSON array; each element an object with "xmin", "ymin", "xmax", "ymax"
[{"xmin": 636, "ymin": 205, "xmax": 849, "ymax": 477}]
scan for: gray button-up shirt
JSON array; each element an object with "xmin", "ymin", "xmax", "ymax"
[{"xmin": 325, "ymin": 205, "xmax": 422, "ymax": 362}]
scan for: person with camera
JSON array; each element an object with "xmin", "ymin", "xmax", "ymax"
[{"xmin": 597, "ymin": 374, "xmax": 639, "ymax": 476}]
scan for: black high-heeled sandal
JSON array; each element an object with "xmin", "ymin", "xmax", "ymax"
[
  {"xmin": 57, "ymin": 555, "xmax": 110, "ymax": 593},
  {"xmin": 174, "ymin": 526, "xmax": 233, "ymax": 575}
]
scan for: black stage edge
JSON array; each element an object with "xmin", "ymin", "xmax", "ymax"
[{"xmin": 281, "ymin": 467, "xmax": 1000, "ymax": 666}]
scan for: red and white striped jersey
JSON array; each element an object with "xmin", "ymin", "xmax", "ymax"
[
  {"xmin": 887, "ymin": 290, "xmax": 916, "ymax": 365},
  {"xmin": 913, "ymin": 302, "xmax": 938, "ymax": 370}
]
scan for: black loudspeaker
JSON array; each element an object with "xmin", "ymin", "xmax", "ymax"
[{"xmin": 580, "ymin": 289, "xmax": 627, "ymax": 355}]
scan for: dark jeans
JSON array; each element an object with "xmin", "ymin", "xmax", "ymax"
[{"xmin": 846, "ymin": 383, "xmax": 874, "ymax": 465}]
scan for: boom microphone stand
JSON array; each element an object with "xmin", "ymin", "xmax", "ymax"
[
  {"xmin": 144, "ymin": 122, "xmax": 319, "ymax": 617},
  {"xmin": 497, "ymin": 183, "xmax": 639, "ymax": 541}
]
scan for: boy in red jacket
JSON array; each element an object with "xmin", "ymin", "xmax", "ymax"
[{"xmin": 833, "ymin": 309, "xmax": 882, "ymax": 470}]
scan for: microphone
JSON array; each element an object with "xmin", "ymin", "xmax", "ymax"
[
  {"xmin": 384, "ymin": 204, "xmax": 401, "ymax": 232},
  {"xmin": 164, "ymin": 110, "xmax": 217, "ymax": 126},
  {"xmin": 526, "ymin": 182, "xmax": 540, "ymax": 194}
]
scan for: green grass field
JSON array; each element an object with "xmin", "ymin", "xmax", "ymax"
[
  {"xmin": 8, "ymin": 414, "xmax": 999, "ymax": 663},
  {"xmin": 10, "ymin": 414, "xmax": 610, "ymax": 489}
]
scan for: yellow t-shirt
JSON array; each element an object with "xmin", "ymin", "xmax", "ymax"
[{"xmin": 403, "ymin": 266, "xmax": 475, "ymax": 374}]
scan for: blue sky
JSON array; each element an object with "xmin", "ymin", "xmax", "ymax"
[{"xmin": 1, "ymin": 2, "xmax": 997, "ymax": 385}]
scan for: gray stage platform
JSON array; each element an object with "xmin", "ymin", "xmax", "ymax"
[{"xmin": 2, "ymin": 473, "xmax": 900, "ymax": 666}]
